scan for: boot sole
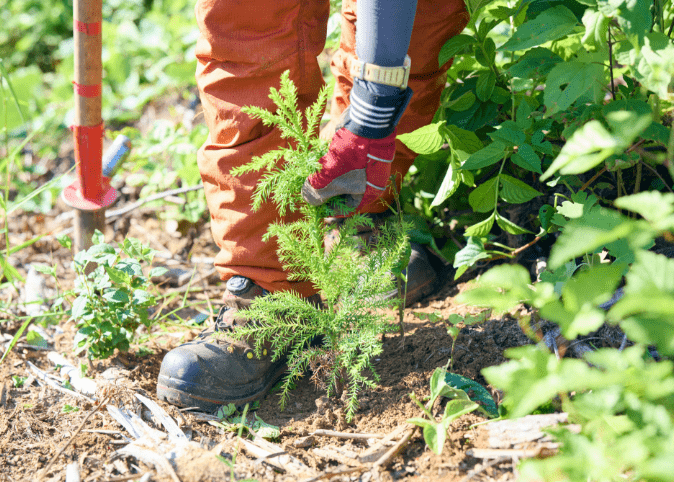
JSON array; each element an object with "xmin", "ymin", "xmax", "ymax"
[{"xmin": 156, "ymin": 361, "xmax": 288, "ymax": 412}]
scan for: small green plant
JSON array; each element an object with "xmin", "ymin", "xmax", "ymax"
[
  {"xmin": 229, "ymin": 71, "xmax": 410, "ymax": 421},
  {"xmin": 215, "ymin": 403, "xmax": 261, "ymax": 482},
  {"xmin": 69, "ymin": 231, "xmax": 168, "ymax": 359},
  {"xmin": 11, "ymin": 375, "xmax": 27, "ymax": 388},
  {"xmin": 211, "ymin": 403, "xmax": 280, "ymax": 440},
  {"xmin": 414, "ymin": 311, "xmax": 487, "ymax": 369},
  {"xmin": 407, "ymin": 367, "xmax": 480, "ymax": 455},
  {"xmin": 62, "ymin": 404, "xmax": 80, "ymax": 413}
]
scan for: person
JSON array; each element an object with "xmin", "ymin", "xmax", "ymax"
[{"xmin": 157, "ymin": 0, "xmax": 469, "ymax": 411}]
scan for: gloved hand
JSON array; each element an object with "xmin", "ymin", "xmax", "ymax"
[{"xmin": 302, "ymin": 80, "xmax": 412, "ymax": 214}]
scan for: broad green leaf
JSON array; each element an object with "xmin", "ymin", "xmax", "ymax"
[
  {"xmin": 542, "ymin": 112, "xmax": 651, "ymax": 180},
  {"xmin": 624, "ymin": 250, "xmax": 674, "ymax": 295},
  {"xmin": 544, "ymin": 61, "xmax": 604, "ymax": 115},
  {"xmin": 445, "ymin": 125, "xmax": 483, "ymax": 154},
  {"xmin": 430, "ymin": 367, "xmax": 471, "ymax": 402},
  {"xmin": 431, "ymin": 158, "xmax": 460, "ymax": 207},
  {"xmin": 499, "ymin": 175, "xmax": 542, "ymax": 204},
  {"xmin": 444, "ymin": 372, "xmax": 499, "ymax": 417},
  {"xmin": 444, "ymin": 91, "xmax": 476, "ymax": 112},
  {"xmin": 254, "ymin": 415, "xmax": 281, "ymax": 440},
  {"xmin": 26, "ymin": 330, "xmax": 48, "ymax": 348},
  {"xmin": 613, "ymin": 305, "xmax": 674, "ymax": 356},
  {"xmin": 539, "ymin": 204, "xmax": 555, "ymax": 231},
  {"xmin": 103, "ymin": 289, "xmax": 131, "ymax": 304},
  {"xmin": 512, "ymin": 144, "xmax": 542, "ymax": 173},
  {"xmin": 461, "ymin": 142, "xmax": 507, "ymax": 170},
  {"xmin": 548, "ymin": 208, "xmax": 647, "ymax": 269},
  {"xmin": 105, "ymin": 266, "xmax": 132, "ymax": 287},
  {"xmin": 439, "ymin": 34, "xmax": 477, "ymax": 66},
  {"xmin": 515, "ymin": 101, "xmax": 533, "ymax": 130},
  {"xmin": 556, "ymin": 191, "xmax": 599, "ymax": 220},
  {"xmin": 466, "ymin": 0, "xmax": 492, "ymax": 16},
  {"xmin": 604, "ymin": 111, "xmax": 653, "ymax": 143},
  {"xmin": 490, "ymin": 86, "xmax": 511, "ymax": 104},
  {"xmin": 457, "ymin": 264, "xmax": 533, "ymax": 312},
  {"xmin": 476, "ymin": 71, "xmax": 496, "ymax": 102},
  {"xmin": 483, "ymin": 346, "xmax": 601, "ymax": 418},
  {"xmin": 496, "ymin": 213, "xmax": 533, "ymax": 235},
  {"xmin": 508, "ymin": 48, "xmax": 564, "ymax": 79},
  {"xmin": 489, "ymin": 122, "xmax": 526, "ymax": 147},
  {"xmin": 563, "ymin": 263, "xmax": 624, "ymax": 313},
  {"xmin": 397, "ymin": 122, "xmax": 446, "ymax": 155},
  {"xmin": 597, "ymin": 0, "xmax": 651, "ymax": 47},
  {"xmin": 150, "ymin": 266, "xmax": 170, "ymax": 278},
  {"xmin": 499, "ymin": 6, "xmax": 579, "ymax": 52},
  {"xmin": 632, "ymin": 33, "xmax": 674, "ymax": 102},
  {"xmin": 92, "ymin": 230, "xmax": 105, "ymax": 245},
  {"xmin": 581, "ymin": 9, "xmax": 609, "ymax": 49},
  {"xmin": 465, "ymin": 213, "xmax": 496, "ymax": 237},
  {"xmin": 453, "ymin": 237, "xmax": 490, "ymax": 277},
  {"xmin": 614, "ymin": 192, "xmax": 674, "ymax": 223},
  {"xmin": 468, "ymin": 177, "xmax": 499, "ymax": 213},
  {"xmin": 71, "ymin": 296, "xmax": 90, "ymax": 319},
  {"xmin": 540, "ymin": 301, "xmax": 606, "ymax": 340},
  {"xmin": 541, "ymin": 122, "xmax": 619, "ymax": 180},
  {"xmin": 132, "ymin": 289, "xmax": 153, "ymax": 305}
]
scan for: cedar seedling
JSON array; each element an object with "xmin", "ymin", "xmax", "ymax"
[{"xmin": 230, "ymin": 71, "xmax": 410, "ymax": 421}]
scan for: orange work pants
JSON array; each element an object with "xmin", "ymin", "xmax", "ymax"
[{"xmin": 195, "ymin": 0, "xmax": 469, "ymax": 297}]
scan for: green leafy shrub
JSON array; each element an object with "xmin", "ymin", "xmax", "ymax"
[
  {"xmin": 399, "ymin": 0, "xmax": 674, "ymax": 277},
  {"xmin": 458, "ymin": 188, "xmax": 674, "ymax": 480},
  {"xmin": 70, "ymin": 232, "xmax": 168, "ymax": 359},
  {"xmin": 229, "ymin": 72, "xmax": 410, "ymax": 421}
]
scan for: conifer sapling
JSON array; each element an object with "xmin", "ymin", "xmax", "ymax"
[{"xmin": 229, "ymin": 71, "xmax": 410, "ymax": 420}]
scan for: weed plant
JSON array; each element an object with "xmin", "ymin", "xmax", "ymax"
[
  {"xmin": 67, "ymin": 232, "xmax": 168, "ymax": 359},
  {"xmin": 229, "ymin": 72, "xmax": 410, "ymax": 421}
]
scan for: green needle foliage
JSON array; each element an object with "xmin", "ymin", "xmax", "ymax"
[{"xmin": 230, "ymin": 71, "xmax": 410, "ymax": 421}]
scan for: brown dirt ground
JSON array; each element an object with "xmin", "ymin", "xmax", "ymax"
[
  {"xmin": 0, "ymin": 197, "xmax": 538, "ymax": 482},
  {"xmin": 0, "ymin": 89, "xmax": 601, "ymax": 482}
]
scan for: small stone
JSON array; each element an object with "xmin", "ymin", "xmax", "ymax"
[{"xmin": 293, "ymin": 436, "xmax": 315, "ymax": 448}]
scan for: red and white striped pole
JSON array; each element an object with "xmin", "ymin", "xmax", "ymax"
[{"xmin": 62, "ymin": 0, "xmax": 118, "ymax": 252}]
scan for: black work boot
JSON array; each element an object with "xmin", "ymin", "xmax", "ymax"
[
  {"xmin": 325, "ymin": 214, "xmax": 438, "ymax": 307},
  {"xmin": 157, "ymin": 276, "xmax": 288, "ymax": 412}
]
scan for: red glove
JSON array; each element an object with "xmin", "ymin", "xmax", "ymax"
[{"xmin": 302, "ymin": 128, "xmax": 396, "ymax": 213}]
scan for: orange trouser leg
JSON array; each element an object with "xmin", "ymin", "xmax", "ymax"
[
  {"xmin": 195, "ymin": 0, "xmax": 329, "ymax": 297},
  {"xmin": 328, "ymin": 0, "xmax": 470, "ymax": 213}
]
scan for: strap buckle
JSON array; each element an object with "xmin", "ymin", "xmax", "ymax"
[{"xmin": 350, "ymin": 55, "xmax": 411, "ymax": 90}]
